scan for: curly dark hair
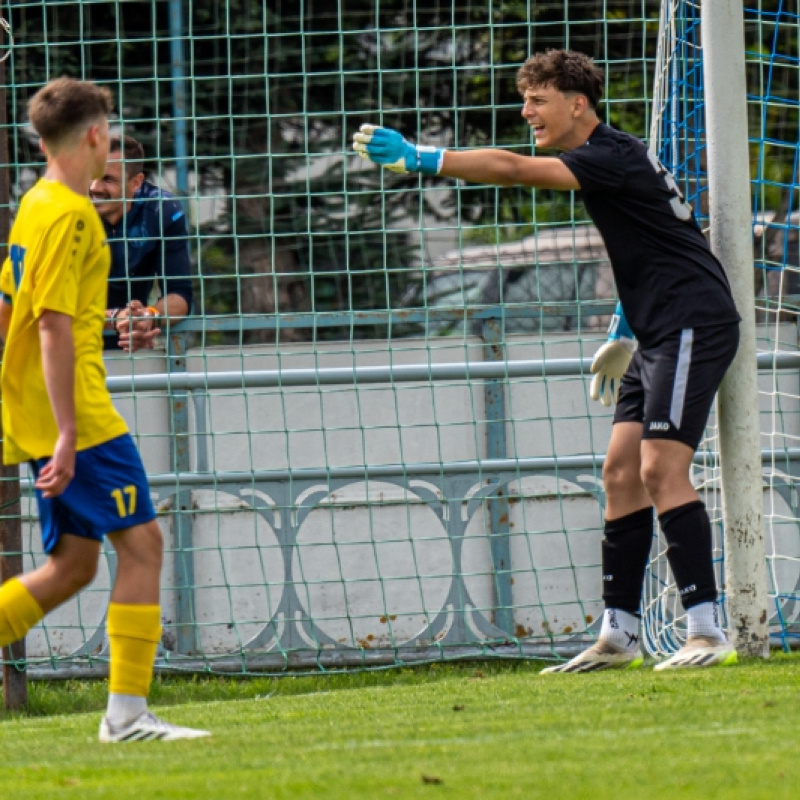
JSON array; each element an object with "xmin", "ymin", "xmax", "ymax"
[{"xmin": 516, "ymin": 49, "xmax": 604, "ymax": 109}]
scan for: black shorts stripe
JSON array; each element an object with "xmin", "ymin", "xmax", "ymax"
[{"xmin": 669, "ymin": 329, "xmax": 693, "ymax": 429}]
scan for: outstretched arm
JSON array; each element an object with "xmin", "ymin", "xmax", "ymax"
[
  {"xmin": 353, "ymin": 124, "xmax": 580, "ymax": 190},
  {"xmin": 440, "ymin": 148, "xmax": 579, "ymax": 190}
]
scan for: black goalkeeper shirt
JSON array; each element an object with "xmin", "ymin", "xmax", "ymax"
[{"xmin": 559, "ymin": 123, "xmax": 740, "ymax": 347}]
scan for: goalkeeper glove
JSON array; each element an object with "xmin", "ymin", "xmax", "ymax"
[
  {"xmin": 589, "ymin": 301, "xmax": 637, "ymax": 407},
  {"xmin": 352, "ymin": 124, "xmax": 445, "ymax": 175}
]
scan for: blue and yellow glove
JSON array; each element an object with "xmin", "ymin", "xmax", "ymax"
[
  {"xmin": 589, "ymin": 302, "xmax": 637, "ymax": 407},
  {"xmin": 352, "ymin": 124, "xmax": 445, "ymax": 175}
]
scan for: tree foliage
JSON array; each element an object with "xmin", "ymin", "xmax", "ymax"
[{"xmin": 8, "ymin": 1, "xmax": 792, "ymax": 335}]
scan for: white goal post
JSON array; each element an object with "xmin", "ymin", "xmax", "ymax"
[
  {"xmin": 701, "ymin": 0, "xmax": 769, "ymax": 657},
  {"xmin": 644, "ymin": 0, "xmax": 770, "ymax": 658}
]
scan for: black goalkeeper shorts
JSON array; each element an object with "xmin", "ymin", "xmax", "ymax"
[{"xmin": 613, "ymin": 322, "xmax": 740, "ymax": 450}]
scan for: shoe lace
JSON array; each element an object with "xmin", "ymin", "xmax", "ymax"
[{"xmin": 139, "ymin": 712, "xmax": 181, "ymax": 732}]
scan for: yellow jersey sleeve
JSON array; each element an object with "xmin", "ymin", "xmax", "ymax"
[
  {"xmin": 0, "ymin": 256, "xmax": 13, "ymax": 299},
  {"xmin": 29, "ymin": 210, "xmax": 91, "ymax": 319}
]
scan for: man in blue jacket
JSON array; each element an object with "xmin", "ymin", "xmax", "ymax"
[{"xmin": 90, "ymin": 135, "xmax": 193, "ymax": 351}]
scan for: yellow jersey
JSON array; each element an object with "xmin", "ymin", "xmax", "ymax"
[{"xmin": 0, "ymin": 178, "xmax": 128, "ymax": 464}]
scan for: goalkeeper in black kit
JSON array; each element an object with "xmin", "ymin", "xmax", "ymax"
[{"xmin": 354, "ymin": 49, "xmax": 741, "ymax": 671}]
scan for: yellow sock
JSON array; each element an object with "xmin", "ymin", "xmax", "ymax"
[
  {"xmin": 0, "ymin": 578, "xmax": 44, "ymax": 647},
  {"xmin": 107, "ymin": 603, "xmax": 162, "ymax": 697}
]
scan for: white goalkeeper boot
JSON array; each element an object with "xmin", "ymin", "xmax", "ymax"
[
  {"xmin": 99, "ymin": 710, "xmax": 211, "ymax": 743},
  {"xmin": 653, "ymin": 635, "xmax": 737, "ymax": 671},
  {"xmin": 654, "ymin": 602, "xmax": 738, "ymax": 671},
  {"xmin": 541, "ymin": 608, "xmax": 643, "ymax": 674},
  {"xmin": 540, "ymin": 639, "xmax": 643, "ymax": 674}
]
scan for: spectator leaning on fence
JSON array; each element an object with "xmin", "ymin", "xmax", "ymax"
[
  {"xmin": 90, "ymin": 134, "xmax": 193, "ymax": 352},
  {"xmin": 354, "ymin": 48, "xmax": 742, "ymax": 672},
  {"xmin": 0, "ymin": 77, "xmax": 209, "ymax": 742}
]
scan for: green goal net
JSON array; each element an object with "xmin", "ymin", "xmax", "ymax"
[
  {"xmin": 642, "ymin": 0, "xmax": 800, "ymax": 656},
  {"xmin": 0, "ymin": 1, "xmax": 796, "ymax": 679}
]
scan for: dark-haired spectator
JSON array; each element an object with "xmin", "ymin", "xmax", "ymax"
[{"xmin": 90, "ymin": 135, "xmax": 193, "ymax": 351}]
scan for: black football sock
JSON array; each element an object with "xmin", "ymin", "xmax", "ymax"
[
  {"xmin": 602, "ymin": 506, "xmax": 654, "ymax": 614},
  {"xmin": 659, "ymin": 500, "xmax": 718, "ymax": 610}
]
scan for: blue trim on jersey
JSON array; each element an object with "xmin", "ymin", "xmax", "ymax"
[
  {"xmin": 10, "ymin": 243, "xmax": 25, "ymax": 291},
  {"xmin": 30, "ymin": 434, "xmax": 156, "ymax": 554},
  {"xmin": 1, "ymin": 292, "xmax": 11, "ymax": 305}
]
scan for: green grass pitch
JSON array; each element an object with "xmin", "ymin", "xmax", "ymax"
[{"xmin": 1, "ymin": 655, "xmax": 799, "ymax": 799}]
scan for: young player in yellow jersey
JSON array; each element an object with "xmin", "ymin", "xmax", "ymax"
[{"xmin": 0, "ymin": 77, "xmax": 209, "ymax": 742}]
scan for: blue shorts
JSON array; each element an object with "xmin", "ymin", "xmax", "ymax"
[{"xmin": 30, "ymin": 434, "xmax": 157, "ymax": 554}]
